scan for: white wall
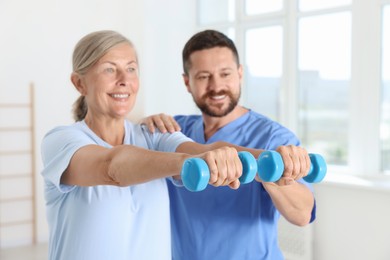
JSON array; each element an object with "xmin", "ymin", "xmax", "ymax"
[
  {"xmin": 139, "ymin": 0, "xmax": 198, "ymax": 118},
  {"xmin": 313, "ymin": 179, "xmax": 390, "ymax": 260},
  {"xmin": 0, "ymin": 0, "xmax": 196, "ymax": 245}
]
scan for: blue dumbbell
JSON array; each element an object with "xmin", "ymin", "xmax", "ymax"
[
  {"xmin": 257, "ymin": 150, "xmax": 327, "ymax": 183},
  {"xmin": 181, "ymin": 151, "xmax": 258, "ymax": 192}
]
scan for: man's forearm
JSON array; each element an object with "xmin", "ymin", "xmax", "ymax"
[{"xmin": 263, "ymin": 181, "xmax": 315, "ymax": 226}]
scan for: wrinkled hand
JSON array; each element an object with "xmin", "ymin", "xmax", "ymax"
[
  {"xmin": 256, "ymin": 145, "xmax": 310, "ymax": 186},
  {"xmin": 197, "ymin": 146, "xmax": 243, "ymax": 190},
  {"xmin": 140, "ymin": 113, "xmax": 181, "ymax": 133}
]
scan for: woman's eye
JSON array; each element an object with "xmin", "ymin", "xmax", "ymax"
[{"xmin": 104, "ymin": 67, "xmax": 115, "ymax": 73}]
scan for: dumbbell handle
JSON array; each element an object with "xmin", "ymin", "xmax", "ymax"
[
  {"xmin": 257, "ymin": 151, "xmax": 327, "ymax": 183},
  {"xmin": 181, "ymin": 151, "xmax": 257, "ymax": 192}
]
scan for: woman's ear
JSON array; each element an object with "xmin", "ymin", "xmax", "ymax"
[{"xmin": 71, "ymin": 72, "xmax": 86, "ymax": 95}]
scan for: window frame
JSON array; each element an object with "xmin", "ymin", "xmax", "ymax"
[{"xmin": 196, "ymin": 0, "xmax": 389, "ymax": 177}]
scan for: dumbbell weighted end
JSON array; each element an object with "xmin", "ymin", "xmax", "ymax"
[
  {"xmin": 181, "ymin": 151, "xmax": 258, "ymax": 192},
  {"xmin": 257, "ymin": 151, "xmax": 327, "ymax": 183}
]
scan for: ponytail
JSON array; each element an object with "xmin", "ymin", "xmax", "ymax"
[{"xmin": 72, "ymin": 96, "xmax": 87, "ymax": 121}]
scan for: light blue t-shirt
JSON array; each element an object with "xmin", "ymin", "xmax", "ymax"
[
  {"xmin": 168, "ymin": 110, "xmax": 316, "ymax": 260},
  {"xmin": 41, "ymin": 120, "xmax": 192, "ymax": 260}
]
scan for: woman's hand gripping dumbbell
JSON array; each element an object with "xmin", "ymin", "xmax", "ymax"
[
  {"xmin": 257, "ymin": 150, "xmax": 327, "ymax": 183},
  {"xmin": 181, "ymin": 151, "xmax": 258, "ymax": 192}
]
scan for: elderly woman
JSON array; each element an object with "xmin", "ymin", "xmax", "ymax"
[{"xmin": 40, "ymin": 30, "xmax": 310, "ymax": 260}]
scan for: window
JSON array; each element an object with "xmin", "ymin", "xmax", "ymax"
[
  {"xmin": 197, "ymin": 0, "xmax": 388, "ymax": 174},
  {"xmin": 381, "ymin": 5, "xmax": 390, "ymax": 171},
  {"xmin": 245, "ymin": 0, "xmax": 283, "ymax": 15},
  {"xmin": 298, "ymin": 12, "xmax": 351, "ymax": 164},
  {"xmin": 299, "ymin": 0, "xmax": 351, "ymax": 12},
  {"xmin": 198, "ymin": 0, "xmax": 235, "ymax": 25},
  {"xmin": 245, "ymin": 26, "xmax": 283, "ymax": 120}
]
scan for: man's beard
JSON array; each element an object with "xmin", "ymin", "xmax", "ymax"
[{"xmin": 194, "ymin": 89, "xmax": 240, "ymax": 117}]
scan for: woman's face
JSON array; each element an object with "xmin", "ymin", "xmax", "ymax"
[{"xmin": 80, "ymin": 43, "xmax": 139, "ymax": 120}]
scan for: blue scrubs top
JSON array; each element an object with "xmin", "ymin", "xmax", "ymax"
[{"xmin": 168, "ymin": 110, "xmax": 315, "ymax": 260}]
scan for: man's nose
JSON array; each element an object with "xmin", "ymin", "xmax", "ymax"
[{"xmin": 208, "ymin": 75, "xmax": 223, "ymax": 91}]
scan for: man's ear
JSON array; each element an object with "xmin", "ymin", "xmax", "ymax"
[
  {"xmin": 238, "ymin": 64, "xmax": 243, "ymax": 82},
  {"xmin": 71, "ymin": 72, "xmax": 86, "ymax": 95},
  {"xmin": 182, "ymin": 73, "xmax": 191, "ymax": 93}
]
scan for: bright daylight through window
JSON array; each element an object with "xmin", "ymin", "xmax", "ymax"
[
  {"xmin": 381, "ymin": 5, "xmax": 390, "ymax": 171},
  {"xmin": 197, "ymin": 0, "xmax": 389, "ymax": 174}
]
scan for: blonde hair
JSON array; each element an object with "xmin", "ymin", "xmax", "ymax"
[{"xmin": 71, "ymin": 30, "xmax": 136, "ymax": 121}]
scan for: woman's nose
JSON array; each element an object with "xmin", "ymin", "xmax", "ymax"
[{"xmin": 117, "ymin": 69, "xmax": 129, "ymax": 86}]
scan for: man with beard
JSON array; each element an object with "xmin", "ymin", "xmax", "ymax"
[{"xmin": 142, "ymin": 30, "xmax": 316, "ymax": 260}]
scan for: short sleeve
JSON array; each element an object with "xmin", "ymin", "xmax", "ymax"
[
  {"xmin": 41, "ymin": 126, "xmax": 94, "ymax": 193},
  {"xmin": 140, "ymin": 125, "xmax": 194, "ymax": 152}
]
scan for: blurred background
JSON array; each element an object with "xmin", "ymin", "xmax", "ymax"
[{"xmin": 1, "ymin": 0, "xmax": 390, "ymax": 259}]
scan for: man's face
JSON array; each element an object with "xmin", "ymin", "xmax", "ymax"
[{"xmin": 184, "ymin": 47, "xmax": 243, "ymax": 117}]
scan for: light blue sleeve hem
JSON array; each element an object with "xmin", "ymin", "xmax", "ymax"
[
  {"xmin": 168, "ymin": 177, "xmax": 184, "ymax": 187},
  {"xmin": 141, "ymin": 125, "xmax": 194, "ymax": 152},
  {"xmin": 59, "ymin": 183, "xmax": 77, "ymax": 193}
]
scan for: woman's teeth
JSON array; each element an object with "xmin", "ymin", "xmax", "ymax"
[{"xmin": 111, "ymin": 94, "xmax": 129, "ymax": 98}]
